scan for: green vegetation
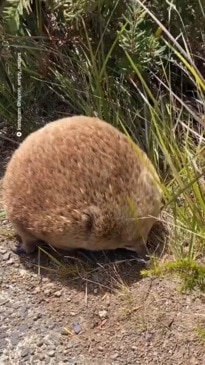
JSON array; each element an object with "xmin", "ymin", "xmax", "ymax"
[
  {"xmin": 141, "ymin": 259, "xmax": 205, "ymax": 292},
  {"xmin": 196, "ymin": 325, "xmax": 205, "ymax": 343},
  {"xmin": 0, "ymin": 0, "xmax": 205, "ymax": 291}
]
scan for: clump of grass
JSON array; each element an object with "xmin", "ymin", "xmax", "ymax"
[
  {"xmin": 112, "ymin": 261, "xmax": 148, "ymax": 319},
  {"xmin": 37, "ymin": 246, "xmax": 94, "ymax": 279},
  {"xmin": 196, "ymin": 325, "xmax": 205, "ymax": 343},
  {"xmin": 0, "ymin": 227, "xmax": 15, "ymax": 239},
  {"xmin": 0, "ymin": 210, "xmax": 6, "ymax": 220},
  {"xmin": 115, "ymin": 280, "xmax": 137, "ymax": 318},
  {"xmin": 141, "ymin": 259, "xmax": 205, "ymax": 292}
]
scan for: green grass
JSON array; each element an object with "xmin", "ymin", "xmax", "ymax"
[
  {"xmin": 196, "ymin": 325, "xmax": 205, "ymax": 343},
  {"xmin": 0, "ymin": 1, "xmax": 205, "ymax": 291}
]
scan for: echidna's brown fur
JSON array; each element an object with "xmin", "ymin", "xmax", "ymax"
[{"xmin": 2, "ymin": 115, "xmax": 162, "ymax": 254}]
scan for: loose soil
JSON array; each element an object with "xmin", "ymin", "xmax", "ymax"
[{"xmin": 0, "ymin": 142, "xmax": 205, "ymax": 365}]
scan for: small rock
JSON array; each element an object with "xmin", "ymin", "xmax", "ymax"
[
  {"xmin": 44, "ymin": 288, "xmax": 51, "ymax": 296},
  {"xmin": 73, "ymin": 322, "xmax": 82, "ymax": 335},
  {"xmin": 10, "ymin": 333, "xmax": 20, "ymax": 346},
  {"xmin": 2, "ymin": 252, "xmax": 11, "ymax": 261},
  {"xmin": 19, "ymin": 269, "xmax": 29, "ymax": 276},
  {"xmin": 7, "ymin": 258, "xmax": 14, "ymax": 265},
  {"xmin": 66, "ymin": 343, "xmax": 74, "ymax": 349},
  {"xmin": 21, "ymin": 348, "xmax": 30, "ymax": 358},
  {"xmin": 111, "ymin": 353, "xmax": 119, "ymax": 360},
  {"xmin": 98, "ymin": 310, "xmax": 108, "ymax": 319},
  {"xmin": 34, "ymin": 286, "xmax": 41, "ymax": 294},
  {"xmin": 94, "ymin": 288, "xmax": 98, "ymax": 294},
  {"xmin": 131, "ymin": 346, "xmax": 138, "ymax": 351},
  {"xmin": 61, "ymin": 329, "xmax": 69, "ymax": 336},
  {"xmin": 14, "ymin": 262, "xmax": 20, "ymax": 268},
  {"xmin": 54, "ymin": 290, "xmax": 62, "ymax": 297},
  {"xmin": 0, "ymin": 249, "xmax": 7, "ymax": 254},
  {"xmin": 19, "ymin": 306, "xmax": 28, "ymax": 315},
  {"xmin": 145, "ymin": 332, "xmax": 153, "ymax": 341},
  {"xmin": 18, "ymin": 324, "xmax": 28, "ymax": 332},
  {"xmin": 61, "ymin": 328, "xmax": 71, "ymax": 336},
  {"xmin": 70, "ymin": 312, "xmax": 76, "ymax": 316},
  {"xmin": 33, "ymin": 313, "xmax": 42, "ymax": 321},
  {"xmin": 48, "ymin": 323, "xmax": 55, "ymax": 330},
  {"xmin": 32, "ymin": 356, "xmax": 39, "ymax": 362},
  {"xmin": 37, "ymin": 340, "xmax": 44, "ymax": 347},
  {"xmin": 39, "ymin": 354, "xmax": 45, "ymax": 361},
  {"xmin": 48, "ymin": 350, "xmax": 55, "ymax": 357},
  {"xmin": 98, "ymin": 346, "xmax": 104, "ymax": 351}
]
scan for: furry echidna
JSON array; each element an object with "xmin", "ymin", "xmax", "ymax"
[{"xmin": 2, "ymin": 115, "xmax": 162, "ymax": 255}]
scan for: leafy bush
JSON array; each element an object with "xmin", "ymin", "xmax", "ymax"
[{"xmin": 1, "ymin": 0, "xmax": 203, "ymax": 133}]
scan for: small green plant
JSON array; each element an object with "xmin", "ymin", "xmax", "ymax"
[
  {"xmin": 196, "ymin": 325, "xmax": 205, "ymax": 343},
  {"xmin": 141, "ymin": 259, "xmax": 205, "ymax": 292},
  {"xmin": 0, "ymin": 210, "xmax": 6, "ymax": 219}
]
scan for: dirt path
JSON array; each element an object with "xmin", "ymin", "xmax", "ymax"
[{"xmin": 0, "ymin": 149, "xmax": 205, "ymax": 364}]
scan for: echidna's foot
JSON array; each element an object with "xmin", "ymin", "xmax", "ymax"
[{"xmin": 12, "ymin": 239, "xmax": 38, "ymax": 255}]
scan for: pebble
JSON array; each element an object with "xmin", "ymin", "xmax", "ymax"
[
  {"xmin": 19, "ymin": 306, "xmax": 28, "ymax": 315},
  {"xmin": 145, "ymin": 332, "xmax": 153, "ymax": 341},
  {"xmin": 131, "ymin": 346, "xmax": 138, "ymax": 351},
  {"xmin": 61, "ymin": 328, "xmax": 69, "ymax": 336},
  {"xmin": 73, "ymin": 322, "xmax": 82, "ymax": 335},
  {"xmin": 48, "ymin": 350, "xmax": 55, "ymax": 357},
  {"xmin": 70, "ymin": 312, "xmax": 76, "ymax": 316},
  {"xmin": 0, "ymin": 249, "xmax": 7, "ymax": 254},
  {"xmin": 19, "ymin": 269, "xmax": 29, "ymax": 276},
  {"xmin": 111, "ymin": 353, "xmax": 119, "ymax": 360},
  {"xmin": 54, "ymin": 290, "xmax": 62, "ymax": 297},
  {"xmin": 44, "ymin": 288, "xmax": 52, "ymax": 296},
  {"xmin": 10, "ymin": 333, "xmax": 21, "ymax": 346},
  {"xmin": 36, "ymin": 340, "xmax": 43, "ymax": 347},
  {"xmin": 21, "ymin": 348, "xmax": 30, "ymax": 358},
  {"xmin": 34, "ymin": 286, "xmax": 41, "ymax": 294},
  {"xmin": 18, "ymin": 324, "xmax": 28, "ymax": 332},
  {"xmin": 7, "ymin": 258, "xmax": 14, "ymax": 265},
  {"xmin": 39, "ymin": 354, "xmax": 45, "ymax": 361},
  {"xmin": 49, "ymin": 323, "xmax": 56, "ymax": 330},
  {"xmin": 98, "ymin": 310, "xmax": 108, "ymax": 319},
  {"xmin": 33, "ymin": 313, "xmax": 42, "ymax": 321},
  {"xmin": 66, "ymin": 343, "xmax": 74, "ymax": 349},
  {"xmin": 2, "ymin": 252, "xmax": 11, "ymax": 261}
]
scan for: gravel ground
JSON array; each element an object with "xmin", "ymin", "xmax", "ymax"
[{"xmin": 1, "ymin": 144, "xmax": 205, "ymax": 364}]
